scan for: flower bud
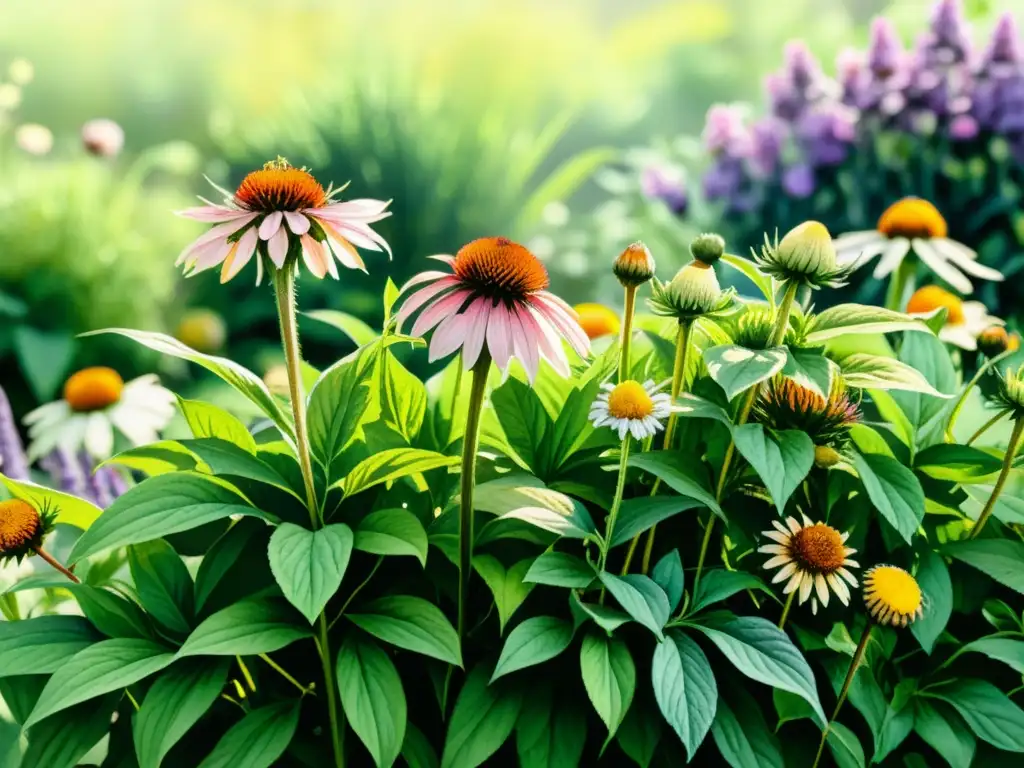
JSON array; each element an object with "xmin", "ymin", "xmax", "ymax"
[
  {"xmin": 977, "ymin": 325, "xmax": 1010, "ymax": 357},
  {"xmin": 814, "ymin": 445, "xmax": 842, "ymax": 468},
  {"xmin": 777, "ymin": 221, "xmax": 837, "ymax": 276},
  {"xmin": 14, "ymin": 123, "xmax": 52, "ymax": 156},
  {"xmin": 613, "ymin": 242, "xmax": 656, "ymax": 288},
  {"xmin": 664, "ymin": 261, "xmax": 722, "ymax": 314},
  {"xmin": 82, "ymin": 118, "xmax": 125, "ymax": 158},
  {"xmin": 998, "ymin": 366, "xmax": 1024, "ymax": 412},
  {"xmin": 690, "ymin": 233, "xmax": 725, "ymax": 265}
]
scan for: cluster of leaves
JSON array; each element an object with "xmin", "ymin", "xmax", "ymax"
[{"xmin": 3, "ymin": 259, "xmax": 1024, "ymax": 768}]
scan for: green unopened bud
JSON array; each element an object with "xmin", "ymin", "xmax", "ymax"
[
  {"xmin": 978, "ymin": 325, "xmax": 1011, "ymax": 358},
  {"xmin": 690, "ymin": 233, "xmax": 725, "ymax": 265},
  {"xmin": 613, "ymin": 242, "xmax": 656, "ymax": 288},
  {"xmin": 777, "ymin": 221, "xmax": 836, "ymax": 276},
  {"xmin": 999, "ymin": 366, "xmax": 1024, "ymax": 412},
  {"xmin": 665, "ymin": 261, "xmax": 721, "ymax": 314},
  {"xmin": 814, "ymin": 445, "xmax": 842, "ymax": 469}
]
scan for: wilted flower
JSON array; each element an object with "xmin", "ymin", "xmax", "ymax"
[
  {"xmin": 14, "ymin": 123, "xmax": 52, "ymax": 155},
  {"xmin": 906, "ymin": 285, "xmax": 1001, "ymax": 350},
  {"xmin": 613, "ymin": 242, "xmax": 656, "ymax": 288},
  {"xmin": 81, "ymin": 118, "xmax": 125, "ymax": 157},
  {"xmin": 756, "ymin": 221, "xmax": 850, "ymax": 288},
  {"xmin": 176, "ymin": 158, "xmax": 391, "ymax": 284},
  {"xmin": 589, "ymin": 379, "xmax": 672, "ymax": 440},
  {"xmin": 176, "ymin": 308, "xmax": 228, "ymax": 353},
  {"xmin": 754, "ymin": 376, "xmax": 860, "ymax": 449},
  {"xmin": 863, "ymin": 565, "xmax": 924, "ymax": 627},
  {"xmin": 396, "ymin": 237, "xmax": 589, "ymax": 381},
  {"xmin": 0, "ymin": 499, "xmax": 53, "ymax": 564},
  {"xmin": 0, "ymin": 385, "xmax": 29, "ymax": 481},
  {"xmin": 575, "ymin": 303, "xmax": 620, "ymax": 341}
]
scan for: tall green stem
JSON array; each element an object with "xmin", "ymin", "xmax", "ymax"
[
  {"xmin": 967, "ymin": 411, "xmax": 1007, "ymax": 447},
  {"xmin": 970, "ymin": 415, "xmax": 1024, "ymax": 539},
  {"xmin": 599, "ymin": 436, "xmax": 632, "ymax": 575},
  {"xmin": 777, "ymin": 590, "xmax": 796, "ymax": 630},
  {"xmin": 458, "ymin": 351, "xmax": 492, "ymax": 640},
  {"xmin": 812, "ymin": 623, "xmax": 873, "ymax": 768},
  {"xmin": 884, "ymin": 258, "xmax": 916, "ymax": 311},
  {"xmin": 944, "ymin": 348, "xmax": 1014, "ymax": 442},
  {"xmin": 694, "ymin": 282, "xmax": 799, "ymax": 597},
  {"xmin": 273, "ymin": 269, "xmax": 344, "ymax": 768},
  {"xmin": 618, "ymin": 285, "xmax": 637, "ymax": 382}
]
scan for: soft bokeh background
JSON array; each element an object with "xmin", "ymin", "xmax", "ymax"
[{"xmin": 0, "ymin": 0, "xmax": 1020, "ymax": 415}]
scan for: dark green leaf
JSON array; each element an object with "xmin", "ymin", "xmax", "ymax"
[
  {"xmin": 516, "ymin": 684, "xmax": 587, "ymax": 768},
  {"xmin": 523, "ymin": 552, "xmax": 595, "ymax": 589},
  {"xmin": 474, "ymin": 475, "xmax": 596, "ymax": 539},
  {"xmin": 0, "ymin": 616, "xmax": 99, "ymax": 676},
  {"xmin": 308, "ymin": 350, "xmax": 379, "ymax": 483},
  {"xmin": 924, "ymin": 679, "xmax": 1024, "ymax": 752},
  {"xmin": 914, "ymin": 700, "xmax": 976, "ymax": 768},
  {"xmin": 440, "ymin": 664, "xmax": 522, "ymax": 768},
  {"xmin": 652, "ymin": 630, "xmax": 717, "ymax": 759},
  {"xmin": 570, "ymin": 593, "xmax": 630, "ymax": 634},
  {"xmin": 910, "ymin": 550, "xmax": 952, "ymax": 654},
  {"xmin": 914, "ymin": 444, "xmax": 1002, "ymax": 482},
  {"xmin": 72, "ymin": 585, "xmax": 151, "ymax": 639},
  {"xmin": 348, "ymin": 595, "xmax": 462, "ymax": 666},
  {"xmin": 193, "ymin": 519, "xmax": 273, "ymax": 614},
  {"xmin": 827, "ymin": 722, "xmax": 866, "ymax": 768},
  {"xmin": 580, "ymin": 630, "xmax": 635, "ymax": 744},
  {"xmin": 129, "ymin": 539, "xmax": 194, "ymax": 635},
  {"xmin": 177, "ymin": 598, "xmax": 311, "ymax": 657},
  {"xmin": 873, "ymin": 700, "xmax": 914, "ymax": 762},
  {"xmin": 177, "ymin": 398, "xmax": 257, "ymax": 453},
  {"xmin": 183, "ymin": 438, "xmax": 301, "ymax": 498},
  {"xmin": 268, "ymin": 522, "xmax": 353, "ymax": 624},
  {"xmin": 616, "ymin": 698, "xmax": 662, "ymax": 768},
  {"xmin": 492, "ymin": 617, "xmax": 574, "ymax": 681},
  {"xmin": 21, "ymin": 694, "xmax": 118, "ymax": 768},
  {"xmin": 598, "ymin": 573, "xmax": 670, "ymax": 639},
  {"xmin": 710, "ymin": 685, "xmax": 784, "ymax": 768},
  {"xmin": 197, "ymin": 701, "xmax": 300, "ymax": 768},
  {"xmin": 732, "ymin": 425, "xmax": 814, "ymax": 515},
  {"xmin": 944, "ymin": 539, "xmax": 1024, "ymax": 594},
  {"xmin": 401, "ymin": 723, "xmax": 439, "ymax": 768},
  {"xmin": 545, "ymin": 379, "xmax": 601, "ymax": 471},
  {"xmin": 704, "ymin": 345, "xmax": 787, "ymax": 401},
  {"xmin": 610, "ymin": 496, "xmax": 703, "ymax": 547},
  {"xmin": 651, "ymin": 550, "xmax": 684, "ymax": 614},
  {"xmin": 850, "ymin": 451, "xmax": 924, "ymax": 544},
  {"xmin": 692, "ymin": 570, "xmax": 770, "ymax": 614},
  {"xmin": 354, "ymin": 508, "xmax": 428, "ymax": 566},
  {"xmin": 491, "ymin": 377, "xmax": 552, "ymax": 472},
  {"xmin": 956, "ymin": 636, "xmax": 1024, "ymax": 674},
  {"xmin": 337, "ymin": 632, "xmax": 407, "ymax": 768},
  {"xmin": 627, "ymin": 451, "xmax": 723, "ymax": 520}
]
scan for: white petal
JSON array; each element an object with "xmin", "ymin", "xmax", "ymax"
[
  {"xmin": 84, "ymin": 412, "xmax": 114, "ymax": 459},
  {"xmin": 913, "ymin": 238, "xmax": 973, "ymax": 293},
  {"xmin": 872, "ymin": 238, "xmax": 911, "ymax": 279},
  {"xmin": 258, "ymin": 211, "xmax": 283, "ymax": 240}
]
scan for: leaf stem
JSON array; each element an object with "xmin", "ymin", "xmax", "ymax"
[
  {"xmin": 966, "ymin": 410, "xmax": 1007, "ymax": 446},
  {"xmin": 330, "ymin": 556, "xmax": 384, "ymax": 630},
  {"xmin": 970, "ymin": 415, "xmax": 1024, "ymax": 539},
  {"xmin": 944, "ymin": 348, "xmax": 1014, "ymax": 442},
  {"xmin": 618, "ymin": 285, "xmax": 637, "ymax": 383},
  {"xmin": 884, "ymin": 258, "xmax": 916, "ymax": 312},
  {"xmin": 777, "ymin": 590, "xmax": 796, "ymax": 630},
  {"xmin": 812, "ymin": 623, "xmax": 872, "ymax": 768},
  {"xmin": 599, "ymin": 436, "xmax": 632, "ymax": 575},
  {"xmin": 260, "ymin": 653, "xmax": 315, "ymax": 696},
  {"xmin": 32, "ymin": 546, "xmax": 80, "ymax": 583}
]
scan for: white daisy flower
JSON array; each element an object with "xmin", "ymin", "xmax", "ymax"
[
  {"xmin": 833, "ymin": 197, "xmax": 1002, "ymax": 294},
  {"xmin": 759, "ymin": 515, "xmax": 859, "ymax": 615},
  {"xmin": 905, "ymin": 285, "xmax": 1002, "ymax": 350},
  {"xmin": 589, "ymin": 379, "xmax": 672, "ymax": 441},
  {"xmin": 24, "ymin": 368, "xmax": 175, "ymax": 461}
]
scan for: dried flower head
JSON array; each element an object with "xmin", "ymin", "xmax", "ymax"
[
  {"xmin": 613, "ymin": 242, "xmax": 657, "ymax": 288},
  {"xmin": 754, "ymin": 376, "xmax": 860, "ymax": 448},
  {"xmin": 863, "ymin": 565, "xmax": 923, "ymax": 627}
]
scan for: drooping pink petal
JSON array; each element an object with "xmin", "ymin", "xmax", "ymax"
[
  {"xmin": 188, "ymin": 238, "xmax": 235, "ymax": 275},
  {"xmin": 460, "ymin": 298, "xmax": 491, "ymax": 370},
  {"xmin": 315, "ymin": 218, "xmax": 367, "ymax": 272},
  {"xmin": 396, "ymin": 277, "xmax": 461, "ymax": 329},
  {"xmin": 398, "ymin": 270, "xmax": 451, "ymax": 294},
  {"xmin": 429, "ymin": 312, "xmax": 471, "ymax": 362},
  {"xmin": 318, "ymin": 199, "xmax": 391, "ymax": 217},
  {"xmin": 530, "ymin": 293, "xmax": 590, "ymax": 358},
  {"xmin": 523, "ymin": 304, "xmax": 570, "ymax": 378},
  {"xmin": 508, "ymin": 307, "xmax": 540, "ymax": 383},
  {"xmin": 175, "ymin": 215, "xmax": 258, "ymax": 266},
  {"xmin": 268, "ymin": 225, "xmax": 289, "ymax": 268},
  {"xmin": 300, "ymin": 234, "xmax": 329, "ymax": 278},
  {"xmin": 176, "ymin": 205, "xmax": 251, "ymax": 223},
  {"xmin": 259, "ymin": 211, "xmax": 283, "ymax": 240},
  {"xmin": 486, "ymin": 302, "xmax": 514, "ymax": 371},
  {"xmin": 221, "ymin": 227, "xmax": 259, "ymax": 283},
  {"xmin": 427, "ymin": 254, "xmax": 455, "ymax": 265},
  {"xmin": 284, "ymin": 211, "xmax": 311, "ymax": 235},
  {"xmin": 411, "ymin": 289, "xmax": 472, "ymax": 338},
  {"xmin": 330, "ymin": 221, "xmax": 385, "ymax": 253}
]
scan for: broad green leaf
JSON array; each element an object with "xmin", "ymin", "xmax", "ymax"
[
  {"xmin": 628, "ymin": 451, "xmax": 723, "ymax": 519},
  {"xmin": 570, "ymin": 594, "xmax": 631, "ymax": 635},
  {"xmin": 197, "ymin": 701, "xmax": 300, "ymax": 768},
  {"xmin": 732, "ymin": 425, "xmax": 814, "ymax": 515},
  {"xmin": 516, "ymin": 683, "xmax": 587, "ymax": 768},
  {"xmin": 617, "ymin": 698, "xmax": 662, "ymax": 768},
  {"xmin": 891, "ymin": 333, "xmax": 958, "ymax": 442},
  {"xmin": 337, "ymin": 632, "xmax": 407, "ymax": 768},
  {"xmin": 692, "ymin": 570, "xmax": 771, "ymax": 614},
  {"xmin": 914, "ymin": 700, "xmax": 976, "ymax": 768},
  {"xmin": 177, "ymin": 397, "xmax": 257, "ymax": 453},
  {"xmin": 193, "ymin": 518, "xmax": 270, "ymax": 613},
  {"xmin": 306, "ymin": 309, "xmax": 378, "ymax": 346},
  {"xmin": 867, "ymin": 389, "xmax": 915, "ymax": 448},
  {"xmin": 915, "ymin": 443, "xmax": 1002, "ymax": 482},
  {"xmin": 652, "ymin": 631, "xmax": 718, "ymax": 759},
  {"xmin": 545, "ymin": 378, "xmax": 602, "ymax": 471},
  {"xmin": 910, "ymin": 549, "xmax": 952, "ymax": 654},
  {"xmin": 580, "ymin": 630, "xmax": 635, "ymax": 744},
  {"xmin": 101, "ymin": 441, "xmax": 198, "ymax": 477},
  {"xmin": 0, "ymin": 475, "xmax": 101, "ymax": 530},
  {"xmin": 472, "ymin": 556, "xmax": 533, "ymax": 634},
  {"xmin": 924, "ymin": 679, "xmax": 1024, "ymax": 752},
  {"xmin": 651, "ymin": 550, "xmax": 684, "ymax": 614},
  {"xmin": 402, "ymin": 723, "xmax": 440, "ymax": 768},
  {"xmin": 850, "ymin": 451, "xmax": 924, "ymax": 544},
  {"xmin": 72, "ymin": 584, "xmax": 151, "ymax": 639},
  {"xmin": 440, "ymin": 664, "xmax": 522, "ymax": 768},
  {"xmin": 380, "ymin": 351, "xmax": 428, "ymax": 443},
  {"xmin": 69, "ymin": 473, "xmax": 273, "ymax": 564},
  {"xmin": 134, "ymin": 658, "xmax": 230, "ymax": 768},
  {"xmin": 84, "ymin": 328, "xmax": 293, "ymax": 440},
  {"xmin": 704, "ymin": 345, "xmax": 787, "ymax": 401},
  {"xmin": 849, "ymin": 423, "xmax": 897, "ymax": 459},
  {"xmin": 0, "ymin": 616, "xmax": 99, "ymax": 676},
  {"xmin": 610, "ymin": 496, "xmax": 703, "ymax": 547},
  {"xmin": 177, "ymin": 598, "xmax": 311, "ymax": 657},
  {"xmin": 773, "ymin": 688, "xmax": 820, "ymax": 729},
  {"xmin": 672, "ymin": 392, "xmax": 734, "ymax": 427},
  {"xmin": 875, "ymin": 695, "xmax": 914, "ymax": 762},
  {"xmin": 956, "ymin": 636, "xmax": 1024, "ymax": 674},
  {"xmin": 490, "ymin": 376, "xmax": 552, "ymax": 473},
  {"xmin": 21, "ymin": 694, "xmax": 118, "ymax": 768},
  {"xmin": 347, "ymin": 595, "xmax": 461, "ymax": 666},
  {"xmin": 268, "ymin": 522, "xmax": 353, "ymax": 624},
  {"xmin": 523, "ymin": 552, "xmax": 595, "ymax": 589},
  {"xmin": 354, "ymin": 508, "xmax": 428, "ymax": 566},
  {"xmin": 474, "ymin": 475, "xmax": 596, "ymax": 539},
  {"xmin": 342, "ymin": 447, "xmax": 458, "ymax": 498},
  {"xmin": 129, "ymin": 539, "xmax": 195, "ymax": 634},
  {"xmin": 25, "ymin": 638, "xmax": 175, "ymax": 727},
  {"xmin": 492, "ymin": 617, "xmax": 573, "ymax": 681},
  {"xmin": 691, "ymin": 614, "xmax": 825, "ymax": 723},
  {"xmin": 711, "ymin": 685, "xmax": 784, "ymax": 768},
  {"xmin": 827, "ymin": 722, "xmax": 866, "ymax": 768},
  {"xmin": 838, "ymin": 354, "xmax": 947, "ymax": 396},
  {"xmin": 804, "ymin": 304, "xmax": 926, "ymax": 344},
  {"xmin": 944, "ymin": 539, "xmax": 1024, "ymax": 594},
  {"xmin": 183, "ymin": 438, "xmax": 301, "ymax": 499},
  {"xmin": 308, "ymin": 350, "xmax": 380, "ymax": 483},
  {"xmin": 782, "ymin": 348, "xmax": 833, "ymax": 399},
  {"xmin": 598, "ymin": 573, "xmax": 670, "ymax": 639},
  {"xmin": 721, "ymin": 253, "xmax": 774, "ymax": 304}
]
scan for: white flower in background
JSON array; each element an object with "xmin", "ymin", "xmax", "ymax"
[
  {"xmin": 0, "ymin": 84, "xmax": 21, "ymax": 110},
  {"xmin": 14, "ymin": 123, "xmax": 52, "ymax": 155},
  {"xmin": 906, "ymin": 285, "xmax": 1001, "ymax": 350},
  {"xmin": 7, "ymin": 59, "xmax": 33, "ymax": 86},
  {"xmin": 25, "ymin": 368, "xmax": 175, "ymax": 460},
  {"xmin": 81, "ymin": 118, "xmax": 125, "ymax": 158},
  {"xmin": 589, "ymin": 379, "xmax": 672, "ymax": 440}
]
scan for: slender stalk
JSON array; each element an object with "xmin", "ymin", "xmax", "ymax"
[
  {"xmin": 260, "ymin": 653, "xmax": 314, "ymax": 695},
  {"xmin": 777, "ymin": 590, "xmax": 796, "ymax": 630},
  {"xmin": 884, "ymin": 258, "xmax": 916, "ymax": 311},
  {"xmin": 618, "ymin": 285, "xmax": 637, "ymax": 383},
  {"xmin": 812, "ymin": 623, "xmax": 873, "ymax": 768},
  {"xmin": 967, "ymin": 411, "xmax": 1007, "ymax": 446},
  {"xmin": 237, "ymin": 657, "xmax": 257, "ymax": 692},
  {"xmin": 970, "ymin": 415, "xmax": 1024, "ymax": 539},
  {"xmin": 944, "ymin": 348, "xmax": 1014, "ymax": 442},
  {"xmin": 458, "ymin": 351, "xmax": 492, "ymax": 641},
  {"xmin": 32, "ymin": 546, "xmax": 80, "ymax": 583},
  {"xmin": 598, "ymin": 436, "xmax": 632, "ymax": 575},
  {"xmin": 330, "ymin": 556, "xmax": 384, "ymax": 630}
]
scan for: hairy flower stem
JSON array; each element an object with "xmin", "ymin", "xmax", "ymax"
[
  {"xmin": 970, "ymin": 415, "xmax": 1024, "ymax": 539},
  {"xmin": 884, "ymin": 258, "xmax": 916, "ymax": 312},
  {"xmin": 694, "ymin": 282, "xmax": 799, "ymax": 597},
  {"xmin": 599, "ymin": 436, "xmax": 632, "ymax": 576},
  {"xmin": 458, "ymin": 351, "xmax": 492, "ymax": 641},
  {"xmin": 777, "ymin": 589, "xmax": 796, "ymax": 630},
  {"xmin": 618, "ymin": 285, "xmax": 637, "ymax": 383},
  {"xmin": 812, "ymin": 623, "xmax": 873, "ymax": 768},
  {"xmin": 32, "ymin": 545, "xmax": 80, "ymax": 583},
  {"xmin": 273, "ymin": 269, "xmax": 344, "ymax": 768}
]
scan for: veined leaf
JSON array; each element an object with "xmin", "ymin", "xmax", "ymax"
[
  {"xmin": 943, "ymin": 539, "xmax": 1024, "ymax": 594},
  {"xmin": 473, "ymin": 556, "xmax": 533, "ymax": 634},
  {"xmin": 347, "ymin": 595, "xmax": 461, "ymax": 666},
  {"xmin": 923, "ymin": 679, "xmax": 1024, "ymax": 752},
  {"xmin": 732, "ymin": 425, "xmax": 813, "ymax": 515},
  {"xmin": 0, "ymin": 475, "xmax": 101, "ymax": 531},
  {"xmin": 177, "ymin": 598, "xmax": 311, "ymax": 657},
  {"xmin": 838, "ymin": 354, "xmax": 948, "ymax": 396},
  {"xmin": 804, "ymin": 305, "xmax": 927, "ymax": 344},
  {"xmin": 910, "ymin": 549, "xmax": 952, "ymax": 654},
  {"xmin": 337, "ymin": 632, "xmax": 407, "ymax": 768},
  {"xmin": 721, "ymin": 253, "xmax": 774, "ymax": 305},
  {"xmin": 354, "ymin": 508, "xmax": 428, "ymax": 566},
  {"xmin": 491, "ymin": 616, "xmax": 573, "ymax": 681},
  {"xmin": 580, "ymin": 630, "xmax": 635, "ymax": 745},
  {"xmin": 628, "ymin": 451, "xmax": 723, "ymax": 519},
  {"xmin": 268, "ymin": 523, "xmax": 353, "ymax": 624},
  {"xmin": 0, "ymin": 616, "xmax": 99, "ymax": 676},
  {"xmin": 523, "ymin": 551, "xmax": 595, "ymax": 589},
  {"xmin": 781, "ymin": 348, "xmax": 833, "ymax": 399},
  {"xmin": 197, "ymin": 701, "xmax": 300, "ymax": 768},
  {"xmin": 177, "ymin": 398, "xmax": 257, "ymax": 453},
  {"xmin": 652, "ymin": 630, "xmax": 717, "ymax": 759},
  {"xmin": 850, "ymin": 451, "xmax": 924, "ymax": 544},
  {"xmin": 704, "ymin": 345, "xmax": 787, "ymax": 401},
  {"xmin": 341, "ymin": 447, "xmax": 458, "ymax": 498}
]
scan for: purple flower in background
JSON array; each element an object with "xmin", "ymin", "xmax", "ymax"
[
  {"xmin": 40, "ymin": 448, "xmax": 88, "ymax": 499},
  {"xmin": 795, "ymin": 104, "xmax": 856, "ymax": 166},
  {"xmin": 0, "ymin": 385, "xmax": 29, "ymax": 481},
  {"xmin": 994, "ymin": 74, "xmax": 1024, "ymax": 134},
  {"xmin": 949, "ymin": 113, "xmax": 979, "ymax": 140},
  {"xmin": 782, "ymin": 164, "xmax": 815, "ymax": 198},
  {"xmin": 836, "ymin": 48, "xmax": 865, "ymax": 107},
  {"xmin": 921, "ymin": 0, "xmax": 972, "ymax": 67},
  {"xmin": 867, "ymin": 18, "xmax": 904, "ymax": 79},
  {"xmin": 974, "ymin": 14, "xmax": 1024, "ymax": 131},
  {"xmin": 703, "ymin": 104, "xmax": 752, "ymax": 157},
  {"xmin": 640, "ymin": 164, "xmax": 689, "ymax": 215},
  {"xmin": 750, "ymin": 117, "xmax": 787, "ymax": 176},
  {"xmin": 981, "ymin": 13, "xmax": 1023, "ymax": 77},
  {"xmin": 766, "ymin": 42, "xmax": 832, "ymax": 121},
  {"xmin": 79, "ymin": 451, "xmax": 113, "ymax": 508}
]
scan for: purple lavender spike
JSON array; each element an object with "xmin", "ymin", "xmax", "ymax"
[
  {"xmin": 949, "ymin": 113, "xmax": 979, "ymax": 140},
  {"xmin": 784, "ymin": 41, "xmax": 820, "ymax": 92},
  {"xmin": 640, "ymin": 164, "xmax": 689, "ymax": 215},
  {"xmin": 0, "ymin": 385, "xmax": 29, "ymax": 480},
  {"xmin": 78, "ymin": 451, "xmax": 112, "ymax": 508},
  {"xmin": 102, "ymin": 466, "xmax": 129, "ymax": 500},
  {"xmin": 926, "ymin": 0, "xmax": 972, "ymax": 65},
  {"xmin": 703, "ymin": 104, "xmax": 752, "ymax": 156},
  {"xmin": 782, "ymin": 164, "xmax": 815, "ymax": 198},
  {"xmin": 43, "ymin": 448, "xmax": 89, "ymax": 499},
  {"xmin": 750, "ymin": 117, "xmax": 786, "ymax": 176},
  {"xmin": 836, "ymin": 48, "xmax": 865, "ymax": 106},
  {"xmin": 982, "ymin": 13, "xmax": 1023, "ymax": 74},
  {"xmin": 867, "ymin": 18, "xmax": 904, "ymax": 79}
]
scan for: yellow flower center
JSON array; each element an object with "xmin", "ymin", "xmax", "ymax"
[
  {"xmin": 606, "ymin": 381, "xmax": 654, "ymax": 420},
  {"xmin": 865, "ymin": 565, "xmax": 922, "ymax": 616},
  {"xmin": 452, "ymin": 237, "xmax": 549, "ymax": 299},
  {"xmin": 790, "ymin": 523, "xmax": 846, "ymax": 573},
  {"xmin": 0, "ymin": 499, "xmax": 41, "ymax": 553},
  {"xmin": 906, "ymin": 285, "xmax": 964, "ymax": 325},
  {"xmin": 575, "ymin": 303, "xmax": 620, "ymax": 340},
  {"xmin": 877, "ymin": 197, "xmax": 948, "ymax": 239},
  {"xmin": 234, "ymin": 159, "xmax": 327, "ymax": 212},
  {"xmin": 64, "ymin": 367, "xmax": 124, "ymax": 413}
]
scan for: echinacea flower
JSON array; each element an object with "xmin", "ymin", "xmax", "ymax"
[
  {"xmin": 834, "ymin": 198, "xmax": 1002, "ymax": 294},
  {"xmin": 754, "ymin": 376, "xmax": 860, "ymax": 449},
  {"xmin": 613, "ymin": 242, "xmax": 657, "ymax": 288},
  {"xmin": 0, "ymin": 499, "xmax": 54, "ymax": 564},
  {"xmin": 176, "ymin": 158, "xmax": 391, "ymax": 284},
  {"xmin": 760, "ymin": 515, "xmax": 859, "ymax": 614},
  {"xmin": 396, "ymin": 237, "xmax": 589, "ymax": 381},
  {"xmin": 589, "ymin": 379, "xmax": 672, "ymax": 440},
  {"xmin": 863, "ymin": 565, "xmax": 923, "ymax": 627},
  {"xmin": 906, "ymin": 285, "xmax": 1001, "ymax": 350},
  {"xmin": 25, "ymin": 368, "xmax": 175, "ymax": 460},
  {"xmin": 756, "ymin": 221, "xmax": 851, "ymax": 289},
  {"xmin": 575, "ymin": 303, "xmax": 620, "ymax": 340}
]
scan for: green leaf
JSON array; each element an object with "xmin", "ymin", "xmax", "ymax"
[
  {"xmin": 850, "ymin": 451, "xmax": 924, "ymax": 544},
  {"xmin": 129, "ymin": 539, "xmax": 195, "ymax": 635},
  {"xmin": 732, "ymin": 425, "xmax": 814, "ymax": 515},
  {"xmin": 197, "ymin": 701, "xmax": 300, "ymax": 768},
  {"xmin": 354, "ymin": 508, "xmax": 428, "ymax": 566},
  {"xmin": 914, "ymin": 700, "xmax": 976, "ymax": 768},
  {"xmin": 627, "ymin": 451, "xmax": 723, "ymax": 519},
  {"xmin": 523, "ymin": 552, "xmax": 595, "ymax": 589},
  {"xmin": 473, "ymin": 475, "xmax": 596, "ymax": 539},
  {"xmin": 580, "ymin": 630, "xmax": 635, "ymax": 744},
  {"xmin": 441, "ymin": 663, "xmax": 522, "ymax": 768},
  {"xmin": 177, "ymin": 598, "xmax": 311, "ymax": 657},
  {"xmin": 721, "ymin": 253, "xmax": 774, "ymax": 304},
  {"xmin": 838, "ymin": 354, "xmax": 947, "ymax": 396},
  {"xmin": 0, "ymin": 475, "xmax": 101, "ymax": 530},
  {"xmin": 944, "ymin": 539, "xmax": 1024, "ymax": 594},
  {"xmin": 337, "ymin": 632, "xmax": 407, "ymax": 768},
  {"xmin": 867, "ymin": 389, "xmax": 916, "ymax": 448},
  {"xmin": 183, "ymin": 438, "xmax": 301, "ymax": 498},
  {"xmin": 598, "ymin": 573, "xmax": 670, "ymax": 639},
  {"xmin": 652, "ymin": 630, "xmax": 718, "ymax": 759},
  {"xmin": 21, "ymin": 695, "xmax": 118, "ymax": 768},
  {"xmin": 308, "ymin": 350, "xmax": 380, "ymax": 483},
  {"xmin": 710, "ymin": 685, "xmax": 784, "ymax": 768},
  {"xmin": 177, "ymin": 398, "xmax": 257, "ymax": 453},
  {"xmin": 827, "ymin": 722, "xmax": 866, "ymax": 768},
  {"xmin": 84, "ymin": 328, "xmax": 294, "ymax": 440},
  {"xmin": 101, "ymin": 441, "xmax": 199, "ymax": 477},
  {"xmin": 704, "ymin": 345, "xmax": 787, "ymax": 401},
  {"xmin": 492, "ymin": 617, "xmax": 574, "ymax": 681},
  {"xmin": 342, "ymin": 447, "xmax": 458, "ymax": 498},
  {"xmin": 380, "ymin": 351, "xmax": 428, "ymax": 443},
  {"xmin": 268, "ymin": 522, "xmax": 353, "ymax": 624},
  {"xmin": 347, "ymin": 595, "xmax": 462, "ymax": 666},
  {"xmin": 617, "ymin": 699, "xmax": 662, "ymax": 768},
  {"xmin": 672, "ymin": 392, "xmax": 734, "ymax": 427},
  {"xmin": 307, "ymin": 309, "xmax": 378, "ymax": 346},
  {"xmin": 910, "ymin": 549, "xmax": 952, "ymax": 654},
  {"xmin": 14, "ymin": 326, "xmax": 76, "ymax": 402},
  {"xmin": 691, "ymin": 614, "xmax": 825, "ymax": 723},
  {"xmin": 402, "ymin": 723, "xmax": 440, "ymax": 768},
  {"xmin": 914, "ymin": 443, "xmax": 1002, "ymax": 482},
  {"xmin": 891, "ymin": 333, "xmax": 958, "ymax": 441},
  {"xmin": 134, "ymin": 658, "xmax": 230, "ymax": 768},
  {"xmin": 782, "ymin": 348, "xmax": 833, "ymax": 399},
  {"xmin": 72, "ymin": 584, "xmax": 152, "ymax": 639},
  {"xmin": 0, "ymin": 616, "xmax": 99, "ymax": 676},
  {"xmin": 570, "ymin": 594, "xmax": 631, "ymax": 635},
  {"xmin": 545, "ymin": 379, "xmax": 602, "ymax": 471},
  {"xmin": 193, "ymin": 518, "xmax": 270, "ymax": 613},
  {"xmin": 69, "ymin": 473, "xmax": 273, "ymax": 564},
  {"xmin": 610, "ymin": 496, "xmax": 703, "ymax": 547},
  {"xmin": 472, "ymin": 556, "xmax": 533, "ymax": 634},
  {"xmin": 924, "ymin": 679, "xmax": 1024, "ymax": 752},
  {"xmin": 957, "ymin": 636, "xmax": 1024, "ymax": 674},
  {"xmin": 491, "ymin": 376, "xmax": 552, "ymax": 473},
  {"xmin": 651, "ymin": 550, "xmax": 684, "ymax": 614},
  {"xmin": 692, "ymin": 570, "xmax": 770, "ymax": 614},
  {"xmin": 516, "ymin": 684, "xmax": 587, "ymax": 768},
  {"xmin": 804, "ymin": 304, "xmax": 926, "ymax": 344},
  {"xmin": 24, "ymin": 638, "xmax": 175, "ymax": 728}
]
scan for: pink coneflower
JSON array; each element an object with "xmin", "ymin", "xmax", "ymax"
[
  {"xmin": 397, "ymin": 237, "xmax": 589, "ymax": 381},
  {"xmin": 175, "ymin": 158, "xmax": 391, "ymax": 284}
]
